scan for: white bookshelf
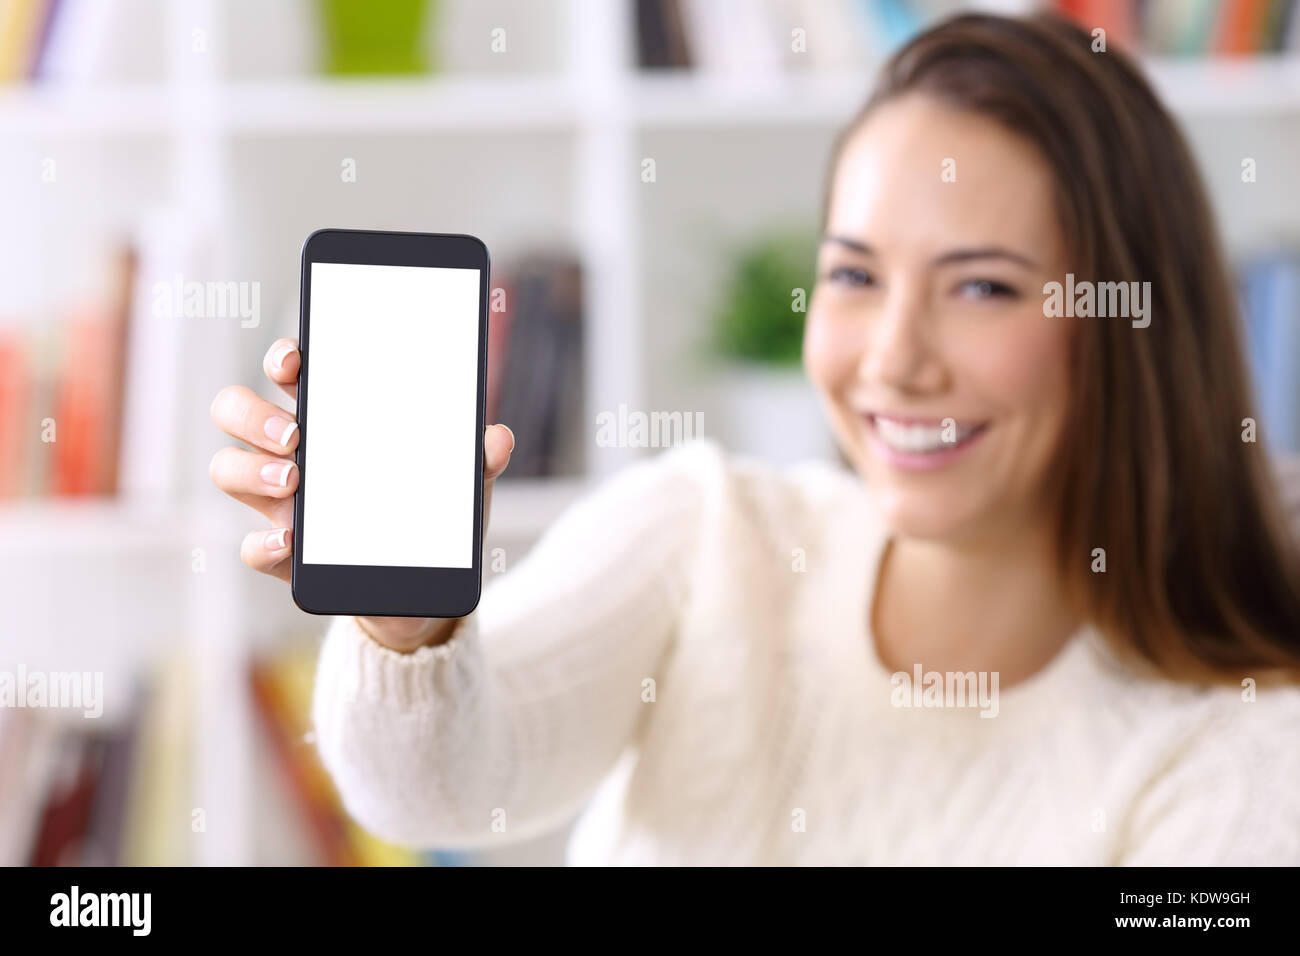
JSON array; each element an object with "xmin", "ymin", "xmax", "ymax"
[
  {"xmin": 6, "ymin": 55, "xmax": 1300, "ymax": 133},
  {"xmin": 3, "ymin": 0, "xmax": 1299, "ymax": 865}
]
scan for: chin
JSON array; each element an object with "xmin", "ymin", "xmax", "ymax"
[{"xmin": 869, "ymin": 483, "xmax": 986, "ymax": 542}]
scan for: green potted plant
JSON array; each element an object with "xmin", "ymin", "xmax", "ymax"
[
  {"xmin": 714, "ymin": 231, "xmax": 813, "ymax": 367},
  {"xmin": 318, "ymin": 0, "xmax": 435, "ymax": 76},
  {"xmin": 710, "ymin": 229, "xmax": 836, "ymax": 463}
]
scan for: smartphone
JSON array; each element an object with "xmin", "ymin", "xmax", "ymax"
[{"xmin": 291, "ymin": 229, "xmax": 490, "ymax": 618}]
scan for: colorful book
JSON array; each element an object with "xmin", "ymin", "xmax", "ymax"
[
  {"xmin": 492, "ymin": 256, "xmax": 584, "ymax": 477},
  {"xmin": 251, "ymin": 645, "xmax": 424, "ymax": 866},
  {"xmin": 0, "ymin": 328, "xmax": 30, "ymax": 497},
  {"xmin": 120, "ymin": 653, "xmax": 194, "ymax": 866},
  {"xmin": 486, "ymin": 276, "xmax": 513, "ymax": 425},
  {"xmin": 1214, "ymin": 0, "xmax": 1272, "ymax": 55},
  {"xmin": 0, "ymin": 0, "xmax": 49, "ymax": 83},
  {"xmin": 28, "ymin": 730, "xmax": 104, "ymax": 866}
]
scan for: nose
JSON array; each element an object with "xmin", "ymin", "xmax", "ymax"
[{"xmin": 857, "ymin": 281, "xmax": 945, "ymax": 394}]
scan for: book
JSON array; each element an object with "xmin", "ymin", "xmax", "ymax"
[
  {"xmin": 635, "ymin": 0, "xmax": 693, "ymax": 70},
  {"xmin": 1214, "ymin": 0, "xmax": 1272, "ymax": 55},
  {"xmin": 120, "ymin": 653, "xmax": 194, "ymax": 866},
  {"xmin": 28, "ymin": 730, "xmax": 104, "ymax": 866},
  {"xmin": 249, "ymin": 655, "xmax": 356, "ymax": 866},
  {"xmin": 47, "ymin": 246, "xmax": 133, "ymax": 496},
  {"xmin": 0, "ymin": 328, "xmax": 30, "ymax": 497},
  {"xmin": 0, "ymin": 0, "xmax": 48, "ymax": 83},
  {"xmin": 250, "ymin": 644, "xmax": 423, "ymax": 866},
  {"xmin": 80, "ymin": 699, "xmax": 145, "ymax": 866},
  {"xmin": 486, "ymin": 276, "xmax": 513, "ymax": 426},
  {"xmin": 117, "ymin": 210, "xmax": 206, "ymax": 503},
  {"xmin": 492, "ymin": 256, "xmax": 584, "ymax": 478},
  {"xmin": 680, "ymin": 0, "xmax": 784, "ymax": 76},
  {"xmin": 1053, "ymin": 0, "xmax": 1138, "ymax": 51},
  {"xmin": 33, "ymin": 0, "xmax": 113, "ymax": 84},
  {"xmin": 0, "ymin": 709, "xmax": 61, "ymax": 865}
]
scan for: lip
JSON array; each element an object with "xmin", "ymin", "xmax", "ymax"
[{"xmin": 861, "ymin": 413, "xmax": 990, "ymax": 472}]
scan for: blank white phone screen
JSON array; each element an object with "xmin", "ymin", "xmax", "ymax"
[{"xmin": 302, "ymin": 261, "xmax": 479, "ymax": 568}]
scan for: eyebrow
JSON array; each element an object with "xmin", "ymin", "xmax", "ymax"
[{"xmin": 821, "ymin": 235, "xmax": 1040, "ymax": 270}]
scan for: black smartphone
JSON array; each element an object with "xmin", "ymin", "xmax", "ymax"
[{"xmin": 291, "ymin": 228, "xmax": 490, "ymax": 618}]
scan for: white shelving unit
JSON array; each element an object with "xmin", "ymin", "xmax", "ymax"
[{"xmin": 3, "ymin": 0, "xmax": 1299, "ymax": 865}]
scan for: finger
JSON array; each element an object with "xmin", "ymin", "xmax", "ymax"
[
  {"xmin": 482, "ymin": 424, "xmax": 514, "ymax": 534},
  {"xmin": 209, "ymin": 446, "xmax": 299, "ymax": 501},
  {"xmin": 240, "ymin": 527, "xmax": 293, "ymax": 581},
  {"xmin": 485, "ymin": 424, "xmax": 514, "ymax": 481},
  {"xmin": 263, "ymin": 338, "xmax": 299, "ymax": 401},
  {"xmin": 223, "ymin": 489, "xmax": 295, "ymax": 528},
  {"xmin": 210, "ymin": 385, "xmax": 300, "ymax": 456}
]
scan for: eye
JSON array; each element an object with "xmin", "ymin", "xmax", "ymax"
[
  {"xmin": 957, "ymin": 278, "xmax": 1019, "ymax": 300},
  {"xmin": 824, "ymin": 265, "xmax": 875, "ymax": 288}
]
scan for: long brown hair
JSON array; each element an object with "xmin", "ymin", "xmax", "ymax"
[{"xmin": 822, "ymin": 13, "xmax": 1300, "ymax": 686}]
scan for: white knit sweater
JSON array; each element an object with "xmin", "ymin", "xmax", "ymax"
[{"xmin": 311, "ymin": 438, "xmax": 1300, "ymax": 865}]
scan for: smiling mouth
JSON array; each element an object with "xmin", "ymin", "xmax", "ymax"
[{"xmin": 866, "ymin": 414, "xmax": 990, "ymax": 454}]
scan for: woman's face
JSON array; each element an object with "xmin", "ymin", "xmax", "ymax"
[{"xmin": 805, "ymin": 93, "xmax": 1074, "ymax": 542}]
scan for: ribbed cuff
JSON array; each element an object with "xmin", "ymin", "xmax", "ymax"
[{"xmin": 326, "ymin": 614, "xmax": 480, "ymax": 709}]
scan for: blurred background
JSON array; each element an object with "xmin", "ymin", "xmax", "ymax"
[{"xmin": 1, "ymin": 0, "xmax": 1299, "ymax": 867}]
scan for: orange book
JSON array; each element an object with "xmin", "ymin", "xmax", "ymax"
[
  {"xmin": 1214, "ymin": 0, "xmax": 1271, "ymax": 55},
  {"xmin": 0, "ymin": 331, "xmax": 30, "ymax": 498},
  {"xmin": 49, "ymin": 247, "xmax": 134, "ymax": 496},
  {"xmin": 249, "ymin": 660, "xmax": 358, "ymax": 866},
  {"xmin": 1054, "ymin": 0, "xmax": 1138, "ymax": 52},
  {"xmin": 49, "ymin": 313, "xmax": 108, "ymax": 495}
]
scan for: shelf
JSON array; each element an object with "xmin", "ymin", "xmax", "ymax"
[
  {"xmin": 630, "ymin": 71, "xmax": 870, "ymax": 127},
  {"xmin": 0, "ymin": 480, "xmax": 589, "ymax": 555},
  {"xmin": 0, "ymin": 84, "xmax": 172, "ymax": 135},
  {"xmin": 220, "ymin": 75, "xmax": 582, "ymax": 134},
  {"xmin": 488, "ymin": 476, "xmax": 589, "ymax": 543},
  {"xmin": 630, "ymin": 57, "xmax": 1300, "ymax": 128},
  {"xmin": 1146, "ymin": 56, "xmax": 1300, "ymax": 114},
  {"xmin": 0, "ymin": 497, "xmax": 184, "ymax": 553},
  {"xmin": 6, "ymin": 56, "xmax": 1298, "ymax": 139},
  {"xmin": 0, "ymin": 74, "xmax": 581, "ymax": 137}
]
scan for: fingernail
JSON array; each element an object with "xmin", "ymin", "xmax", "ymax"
[
  {"xmin": 498, "ymin": 424, "xmax": 515, "ymax": 452},
  {"xmin": 265, "ymin": 416, "xmax": 298, "ymax": 447},
  {"xmin": 261, "ymin": 461, "xmax": 295, "ymax": 488},
  {"xmin": 265, "ymin": 529, "xmax": 289, "ymax": 552},
  {"xmin": 271, "ymin": 344, "xmax": 296, "ymax": 371}
]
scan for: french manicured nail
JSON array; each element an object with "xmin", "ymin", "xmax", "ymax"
[
  {"xmin": 261, "ymin": 461, "xmax": 295, "ymax": 488},
  {"xmin": 498, "ymin": 424, "xmax": 515, "ymax": 452},
  {"xmin": 271, "ymin": 344, "xmax": 296, "ymax": 371},
  {"xmin": 266, "ymin": 416, "xmax": 298, "ymax": 447},
  {"xmin": 265, "ymin": 529, "xmax": 289, "ymax": 552}
]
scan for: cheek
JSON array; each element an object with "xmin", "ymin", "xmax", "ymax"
[
  {"xmin": 967, "ymin": 316, "xmax": 1073, "ymax": 435},
  {"xmin": 803, "ymin": 300, "xmax": 860, "ymax": 392}
]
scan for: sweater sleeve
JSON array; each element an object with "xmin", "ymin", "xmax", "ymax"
[{"xmin": 310, "ymin": 440, "xmax": 716, "ymax": 849}]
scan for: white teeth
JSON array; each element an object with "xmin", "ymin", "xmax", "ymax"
[{"xmin": 873, "ymin": 417, "xmax": 977, "ymax": 453}]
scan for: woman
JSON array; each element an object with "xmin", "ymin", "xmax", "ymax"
[{"xmin": 209, "ymin": 13, "xmax": 1300, "ymax": 864}]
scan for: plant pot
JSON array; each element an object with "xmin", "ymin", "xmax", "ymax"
[
  {"xmin": 319, "ymin": 0, "xmax": 434, "ymax": 75},
  {"xmin": 711, "ymin": 363, "xmax": 837, "ymax": 465}
]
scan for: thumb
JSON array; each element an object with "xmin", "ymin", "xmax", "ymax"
[{"xmin": 485, "ymin": 424, "xmax": 514, "ymax": 481}]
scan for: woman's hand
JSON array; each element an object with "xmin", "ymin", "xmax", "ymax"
[{"xmin": 209, "ymin": 337, "xmax": 514, "ymax": 652}]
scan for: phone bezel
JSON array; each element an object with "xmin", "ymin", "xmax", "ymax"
[{"xmin": 290, "ymin": 228, "xmax": 490, "ymax": 618}]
